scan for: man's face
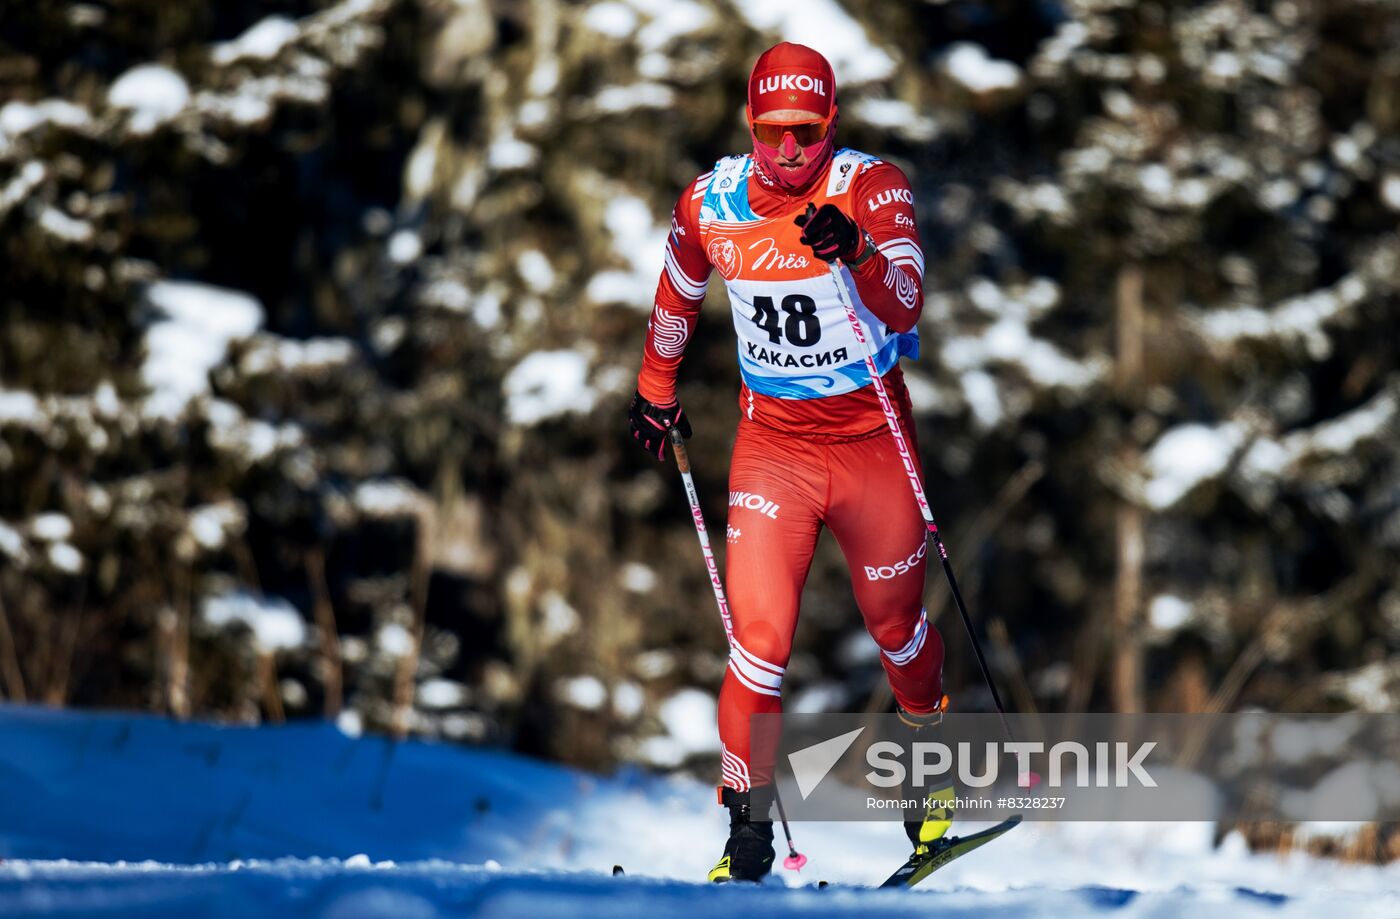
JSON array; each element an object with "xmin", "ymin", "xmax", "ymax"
[{"xmin": 753, "ymin": 108, "xmax": 825, "ymax": 174}]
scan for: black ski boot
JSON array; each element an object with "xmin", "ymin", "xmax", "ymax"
[{"xmin": 708, "ymin": 787, "xmax": 775, "ymax": 883}]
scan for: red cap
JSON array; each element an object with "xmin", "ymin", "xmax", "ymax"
[{"xmin": 747, "ymin": 42, "xmax": 835, "ymax": 120}]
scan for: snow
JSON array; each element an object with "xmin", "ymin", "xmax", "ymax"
[
  {"xmin": 335, "ymin": 709, "xmax": 363, "ymax": 737},
  {"xmin": 447, "ymin": 174, "xmax": 486, "ymax": 218},
  {"xmin": 623, "ymin": 0, "xmax": 712, "ymax": 54},
  {"xmin": 591, "ymin": 82, "xmax": 676, "ymax": 114},
  {"xmin": 194, "ymin": 74, "xmax": 330, "ymax": 127},
  {"xmin": 238, "ymin": 335, "xmax": 357, "ymax": 377},
  {"xmin": 585, "ymin": 269, "xmax": 650, "ymax": 307},
  {"xmin": 1328, "ymin": 662, "xmax": 1399, "ymax": 711},
  {"xmin": 417, "ymin": 679, "xmax": 467, "ymax": 709},
  {"xmin": 1259, "ymin": 177, "xmax": 1300, "ymax": 210},
  {"xmin": 416, "ymin": 279, "xmax": 470, "ymax": 313},
  {"xmin": 0, "ymin": 388, "xmax": 41, "ymax": 424},
  {"xmin": 1282, "ymin": 761, "xmax": 1400, "ymax": 823},
  {"xmin": 1206, "ymin": 51, "xmax": 1244, "ymax": 84},
  {"xmin": 943, "ymin": 43, "xmax": 1023, "ymax": 93},
  {"xmin": 612, "ymin": 681, "xmax": 645, "ymax": 719},
  {"xmin": 837, "ymin": 630, "xmax": 882, "ymax": 667},
  {"xmin": 202, "ymin": 590, "xmax": 307, "ymax": 652},
  {"xmin": 638, "ymin": 687, "xmax": 719, "ymax": 766},
  {"xmin": 582, "ymin": 2, "xmax": 637, "ymax": 38},
  {"xmin": 0, "ymin": 99, "xmax": 91, "ymax": 159},
  {"xmin": 587, "ymin": 191, "xmax": 670, "ymax": 310},
  {"xmin": 0, "ymin": 98, "xmax": 91, "ymax": 139},
  {"xmin": 37, "ymin": 206, "xmax": 94, "ymax": 243},
  {"xmin": 960, "ymin": 370, "xmax": 1003, "ymax": 429},
  {"xmin": 851, "ymin": 98, "xmax": 940, "ymax": 142},
  {"xmin": 404, "ymin": 131, "xmax": 438, "ymax": 199},
  {"xmin": 1299, "ymin": 387, "xmax": 1397, "ymax": 455},
  {"xmin": 194, "ymin": 86, "xmax": 273, "ymax": 126},
  {"xmin": 558, "ymin": 675, "xmax": 607, "ymax": 711},
  {"xmin": 0, "ymin": 521, "xmax": 25, "ymax": 560},
  {"xmin": 945, "ymin": 283, "xmax": 1090, "ymax": 403},
  {"xmin": 1195, "ymin": 271, "xmax": 1369, "ymax": 358},
  {"xmin": 46, "ymin": 542, "xmax": 84, "ymax": 574},
  {"xmin": 942, "ymin": 318, "xmax": 1104, "ymax": 392},
  {"xmin": 1332, "ymin": 135, "xmax": 1362, "ymax": 169},
  {"xmin": 141, "ymin": 281, "xmax": 265, "ymax": 418},
  {"xmin": 502, "ymin": 350, "xmax": 597, "ymax": 425},
  {"xmin": 619, "ymin": 561, "xmax": 657, "ymax": 593},
  {"xmin": 280, "ymin": 678, "xmax": 308, "ymax": 709},
  {"xmin": 93, "ymin": 381, "xmax": 119, "ymax": 417},
  {"xmin": 107, "ymin": 65, "xmax": 190, "ymax": 133},
  {"xmin": 518, "ymin": 99, "xmax": 550, "ymax": 129},
  {"xmin": 187, "ymin": 501, "xmax": 246, "ymax": 550},
  {"xmin": 472, "ymin": 290, "xmax": 502, "ymax": 329},
  {"xmin": 3, "ymin": 707, "xmax": 1400, "ymax": 916},
  {"xmin": 1142, "ymin": 422, "xmax": 1245, "ymax": 509},
  {"xmin": 375, "ymin": 623, "xmax": 413, "ymax": 657},
  {"xmin": 203, "ymin": 405, "xmax": 305, "ymax": 465},
  {"xmin": 353, "ymin": 479, "xmax": 426, "ymax": 519},
  {"xmin": 539, "ymin": 591, "xmax": 580, "ymax": 643},
  {"xmin": 633, "ymin": 649, "xmax": 676, "ymax": 679},
  {"xmin": 211, "ymin": 16, "xmax": 300, "ymax": 66},
  {"xmin": 515, "ymin": 249, "xmax": 555, "ymax": 293},
  {"xmin": 30, "ymin": 512, "xmax": 73, "ymax": 542},
  {"xmin": 1033, "ymin": 20, "xmax": 1089, "ymax": 71},
  {"xmin": 1241, "ymin": 387, "xmax": 1398, "ymax": 483},
  {"xmin": 0, "ymin": 162, "xmax": 47, "ymax": 216},
  {"xmin": 1139, "ymin": 162, "xmax": 1172, "ymax": 199},
  {"xmin": 789, "ymin": 682, "xmax": 846, "ymax": 714},
  {"xmin": 387, "ymin": 229, "xmax": 423, "ymax": 264},
  {"xmin": 1269, "ymin": 718, "xmax": 1358, "ymax": 765},
  {"xmin": 1381, "ymin": 173, "xmax": 1400, "ymax": 211},
  {"xmin": 526, "ymin": 57, "xmax": 559, "ymax": 97},
  {"xmin": 487, "ymin": 132, "xmax": 538, "ymax": 170},
  {"xmin": 966, "ymin": 277, "xmax": 1060, "ymax": 320},
  {"xmin": 732, "ymin": 0, "xmax": 895, "ymax": 83},
  {"xmin": 604, "ymin": 194, "xmax": 663, "ymax": 265},
  {"xmin": 1149, "ymin": 594, "xmax": 1193, "ymax": 632}
]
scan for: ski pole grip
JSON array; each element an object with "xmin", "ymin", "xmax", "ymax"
[{"xmin": 669, "ymin": 427, "xmax": 691, "ymax": 473}]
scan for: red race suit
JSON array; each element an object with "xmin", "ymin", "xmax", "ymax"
[{"xmin": 637, "ymin": 149, "xmax": 945, "ymax": 791}]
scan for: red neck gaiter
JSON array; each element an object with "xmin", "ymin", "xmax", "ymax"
[{"xmin": 746, "ymin": 42, "xmax": 837, "ymax": 193}]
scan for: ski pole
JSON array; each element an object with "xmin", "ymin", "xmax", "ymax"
[
  {"xmin": 825, "ymin": 262, "xmax": 1016, "ymax": 743},
  {"xmin": 669, "ymin": 428, "xmax": 808, "ymax": 871},
  {"xmin": 771, "ymin": 786, "xmax": 806, "ymax": 871}
]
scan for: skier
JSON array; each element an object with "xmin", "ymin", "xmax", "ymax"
[{"xmin": 628, "ymin": 42, "xmax": 949, "ymax": 882}]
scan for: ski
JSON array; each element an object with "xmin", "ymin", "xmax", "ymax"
[
  {"xmin": 612, "ymin": 814, "xmax": 1020, "ymax": 889},
  {"xmin": 879, "ymin": 814, "xmax": 1022, "ymax": 889}
]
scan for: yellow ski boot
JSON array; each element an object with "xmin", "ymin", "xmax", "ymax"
[
  {"xmin": 907, "ymin": 785, "xmax": 957, "ymax": 855},
  {"xmin": 898, "ymin": 695, "xmax": 953, "ymax": 855}
]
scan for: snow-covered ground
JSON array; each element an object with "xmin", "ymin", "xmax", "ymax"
[{"xmin": 1, "ymin": 706, "xmax": 1397, "ymax": 917}]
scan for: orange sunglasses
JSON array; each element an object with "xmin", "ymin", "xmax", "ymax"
[{"xmin": 751, "ymin": 112, "xmax": 834, "ymax": 148}]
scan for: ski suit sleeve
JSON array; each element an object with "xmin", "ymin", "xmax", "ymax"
[
  {"xmin": 635, "ymin": 174, "xmax": 712, "ymax": 407},
  {"xmin": 845, "ymin": 162, "xmax": 925, "ymax": 333}
]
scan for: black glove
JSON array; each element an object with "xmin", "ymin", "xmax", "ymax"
[
  {"xmin": 628, "ymin": 390, "xmax": 691, "ymax": 461},
  {"xmin": 795, "ymin": 202, "xmax": 864, "ymax": 263}
]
